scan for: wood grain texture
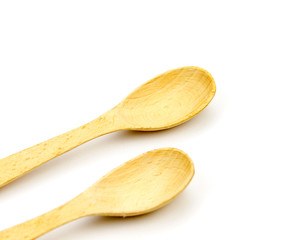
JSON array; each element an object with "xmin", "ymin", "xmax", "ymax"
[
  {"xmin": 0, "ymin": 148, "xmax": 194, "ymax": 240},
  {"xmin": 0, "ymin": 66, "xmax": 215, "ymax": 187},
  {"xmin": 117, "ymin": 66, "xmax": 216, "ymax": 130},
  {"xmin": 0, "ymin": 110, "xmax": 120, "ymax": 187}
]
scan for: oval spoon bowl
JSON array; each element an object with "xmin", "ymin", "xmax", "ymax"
[
  {"xmin": 85, "ymin": 147, "xmax": 195, "ymax": 216},
  {"xmin": 116, "ymin": 66, "xmax": 216, "ymax": 131}
]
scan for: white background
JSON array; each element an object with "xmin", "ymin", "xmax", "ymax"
[{"xmin": 0, "ymin": 1, "xmax": 287, "ymax": 239}]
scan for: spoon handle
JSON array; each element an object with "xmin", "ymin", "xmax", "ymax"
[
  {"xmin": 0, "ymin": 111, "xmax": 118, "ymax": 188},
  {"xmin": 0, "ymin": 197, "xmax": 86, "ymax": 240}
]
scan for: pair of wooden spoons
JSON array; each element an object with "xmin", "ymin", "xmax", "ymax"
[{"xmin": 0, "ymin": 66, "xmax": 216, "ymax": 239}]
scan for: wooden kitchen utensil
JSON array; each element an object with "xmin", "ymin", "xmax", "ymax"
[
  {"xmin": 0, "ymin": 66, "xmax": 214, "ymax": 187},
  {"xmin": 0, "ymin": 148, "xmax": 194, "ymax": 240}
]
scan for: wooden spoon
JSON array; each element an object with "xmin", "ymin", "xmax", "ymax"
[
  {"xmin": 0, "ymin": 66, "xmax": 214, "ymax": 187},
  {"xmin": 0, "ymin": 148, "xmax": 194, "ymax": 240}
]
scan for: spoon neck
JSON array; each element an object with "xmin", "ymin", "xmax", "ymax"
[
  {"xmin": 85, "ymin": 110, "xmax": 121, "ymax": 138},
  {"xmin": 81, "ymin": 108, "xmax": 129, "ymax": 141}
]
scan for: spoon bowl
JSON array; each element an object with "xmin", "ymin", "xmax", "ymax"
[
  {"xmin": 116, "ymin": 66, "xmax": 216, "ymax": 130},
  {"xmin": 0, "ymin": 148, "xmax": 194, "ymax": 240},
  {"xmin": 83, "ymin": 147, "xmax": 194, "ymax": 216}
]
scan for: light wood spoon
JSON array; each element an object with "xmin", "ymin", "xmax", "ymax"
[
  {"xmin": 0, "ymin": 148, "xmax": 194, "ymax": 240},
  {"xmin": 0, "ymin": 66, "xmax": 214, "ymax": 187}
]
